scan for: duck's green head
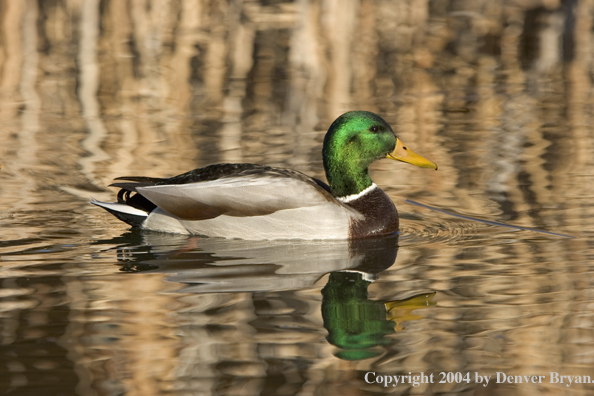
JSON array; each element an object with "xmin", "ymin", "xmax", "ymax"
[{"xmin": 323, "ymin": 111, "xmax": 437, "ymax": 198}]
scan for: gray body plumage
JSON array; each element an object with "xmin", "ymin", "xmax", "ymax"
[{"xmin": 92, "ymin": 164, "xmax": 365, "ymax": 240}]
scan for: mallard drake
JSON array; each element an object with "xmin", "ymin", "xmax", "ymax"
[{"xmin": 92, "ymin": 111, "xmax": 437, "ymax": 239}]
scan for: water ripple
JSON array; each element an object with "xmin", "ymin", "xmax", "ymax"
[{"xmin": 399, "ymin": 218, "xmax": 482, "ymax": 246}]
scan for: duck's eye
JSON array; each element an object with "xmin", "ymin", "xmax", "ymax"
[{"xmin": 369, "ymin": 125, "xmax": 380, "ymax": 133}]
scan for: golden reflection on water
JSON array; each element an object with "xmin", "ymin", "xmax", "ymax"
[{"xmin": 0, "ymin": 0, "xmax": 594, "ymax": 395}]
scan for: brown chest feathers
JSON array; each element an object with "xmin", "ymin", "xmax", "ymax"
[{"xmin": 343, "ymin": 186, "xmax": 399, "ymax": 238}]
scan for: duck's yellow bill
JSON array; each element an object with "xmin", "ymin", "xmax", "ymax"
[{"xmin": 386, "ymin": 138, "xmax": 438, "ymax": 170}]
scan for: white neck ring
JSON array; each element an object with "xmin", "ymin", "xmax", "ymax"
[{"xmin": 336, "ymin": 183, "xmax": 378, "ymax": 203}]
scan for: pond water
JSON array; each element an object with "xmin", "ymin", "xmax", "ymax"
[{"xmin": 1, "ymin": 1, "xmax": 594, "ymax": 395}]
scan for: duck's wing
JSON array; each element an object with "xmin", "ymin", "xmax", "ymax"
[
  {"xmin": 111, "ymin": 163, "xmax": 331, "ymax": 191},
  {"xmin": 112, "ymin": 164, "xmax": 349, "ymax": 221}
]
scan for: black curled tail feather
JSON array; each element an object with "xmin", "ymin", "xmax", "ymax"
[
  {"xmin": 117, "ymin": 189, "xmax": 157, "ymax": 213},
  {"xmin": 110, "ymin": 176, "xmax": 162, "ymax": 214}
]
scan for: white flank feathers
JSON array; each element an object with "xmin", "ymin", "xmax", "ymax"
[{"xmin": 97, "ymin": 174, "xmax": 366, "ymax": 240}]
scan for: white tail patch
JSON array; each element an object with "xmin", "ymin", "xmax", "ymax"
[{"xmin": 91, "ymin": 199, "xmax": 148, "ymax": 217}]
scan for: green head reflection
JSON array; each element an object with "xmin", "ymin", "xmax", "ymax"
[{"xmin": 322, "ymin": 271, "xmax": 435, "ymax": 361}]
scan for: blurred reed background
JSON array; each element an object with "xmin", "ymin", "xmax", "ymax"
[
  {"xmin": 1, "ymin": 1, "xmax": 594, "ymax": 395},
  {"xmin": 0, "ymin": 0, "xmax": 591, "ymax": 234}
]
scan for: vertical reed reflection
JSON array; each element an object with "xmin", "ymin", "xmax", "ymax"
[
  {"xmin": 0, "ymin": 0, "xmax": 589, "ymax": 227},
  {"xmin": 79, "ymin": 0, "xmax": 110, "ymax": 187}
]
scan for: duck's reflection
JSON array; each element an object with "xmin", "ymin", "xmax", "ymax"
[
  {"xmin": 322, "ymin": 271, "xmax": 435, "ymax": 360},
  {"xmin": 98, "ymin": 232, "xmax": 435, "ymax": 360}
]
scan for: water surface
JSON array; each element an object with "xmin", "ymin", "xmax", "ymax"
[{"xmin": 1, "ymin": 1, "xmax": 594, "ymax": 395}]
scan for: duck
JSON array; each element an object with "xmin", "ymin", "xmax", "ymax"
[{"xmin": 92, "ymin": 111, "xmax": 437, "ymax": 239}]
